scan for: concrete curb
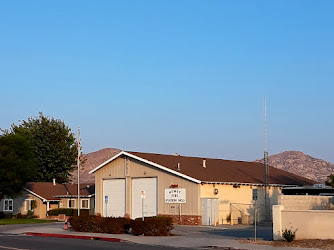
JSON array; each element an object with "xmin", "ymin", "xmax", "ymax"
[{"xmin": 25, "ymin": 232, "xmax": 122, "ymax": 242}]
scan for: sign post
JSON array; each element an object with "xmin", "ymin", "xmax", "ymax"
[
  {"xmin": 105, "ymin": 195, "xmax": 108, "ymax": 217},
  {"xmin": 252, "ymin": 189, "xmax": 258, "ymax": 241},
  {"xmin": 141, "ymin": 190, "xmax": 146, "ymax": 221}
]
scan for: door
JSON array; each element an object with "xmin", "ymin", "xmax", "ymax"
[
  {"xmin": 201, "ymin": 198, "xmax": 219, "ymax": 225},
  {"xmin": 103, "ymin": 179, "xmax": 125, "ymax": 217},
  {"xmin": 131, "ymin": 178, "xmax": 157, "ymax": 219}
]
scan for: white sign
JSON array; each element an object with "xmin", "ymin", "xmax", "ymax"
[
  {"xmin": 141, "ymin": 190, "xmax": 146, "ymax": 199},
  {"xmin": 165, "ymin": 189, "xmax": 186, "ymax": 203},
  {"xmin": 105, "ymin": 195, "xmax": 108, "ymax": 204}
]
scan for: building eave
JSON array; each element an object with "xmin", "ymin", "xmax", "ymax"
[
  {"xmin": 89, "ymin": 151, "xmax": 201, "ymax": 184},
  {"xmin": 201, "ymin": 181, "xmax": 299, "ymax": 187},
  {"xmin": 24, "ymin": 187, "xmax": 47, "ymax": 202},
  {"xmin": 89, "ymin": 151, "xmax": 124, "ymax": 174},
  {"xmin": 54, "ymin": 195, "xmax": 91, "ymax": 198}
]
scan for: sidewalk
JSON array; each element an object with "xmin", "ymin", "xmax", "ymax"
[{"xmin": 0, "ymin": 222, "xmax": 321, "ymax": 250}]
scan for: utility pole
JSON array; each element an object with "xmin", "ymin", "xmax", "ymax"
[
  {"xmin": 77, "ymin": 127, "xmax": 82, "ymax": 216},
  {"xmin": 264, "ymin": 97, "xmax": 270, "ymax": 220}
]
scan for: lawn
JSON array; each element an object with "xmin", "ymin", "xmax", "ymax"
[{"xmin": 0, "ymin": 219, "xmax": 57, "ymax": 225}]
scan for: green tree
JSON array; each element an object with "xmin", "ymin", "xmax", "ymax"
[
  {"xmin": 0, "ymin": 133, "xmax": 36, "ymax": 200},
  {"xmin": 10, "ymin": 113, "xmax": 77, "ymax": 183},
  {"xmin": 325, "ymin": 174, "xmax": 334, "ymax": 188}
]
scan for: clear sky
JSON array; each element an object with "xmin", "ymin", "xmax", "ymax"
[{"xmin": 1, "ymin": 1, "xmax": 333, "ymax": 163}]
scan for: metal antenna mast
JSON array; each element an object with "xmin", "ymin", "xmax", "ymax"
[{"xmin": 264, "ymin": 97, "xmax": 270, "ymax": 220}]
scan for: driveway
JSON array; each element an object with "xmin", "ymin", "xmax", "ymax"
[
  {"xmin": 0, "ymin": 222, "xmax": 63, "ymax": 235},
  {"xmin": 172, "ymin": 224, "xmax": 273, "ymax": 241}
]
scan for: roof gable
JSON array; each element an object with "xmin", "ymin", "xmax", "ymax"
[
  {"xmin": 25, "ymin": 182, "xmax": 95, "ymax": 201},
  {"xmin": 89, "ymin": 151, "xmax": 201, "ymax": 183}
]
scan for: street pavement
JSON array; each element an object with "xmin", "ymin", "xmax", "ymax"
[
  {"xmin": 0, "ymin": 235, "xmax": 190, "ymax": 250},
  {"xmin": 0, "ymin": 222, "xmax": 322, "ymax": 250}
]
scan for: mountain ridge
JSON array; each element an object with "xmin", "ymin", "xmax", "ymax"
[{"xmin": 256, "ymin": 150, "xmax": 334, "ymax": 183}]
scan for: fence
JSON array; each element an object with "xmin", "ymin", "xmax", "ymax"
[{"xmin": 230, "ymin": 203, "xmax": 255, "ymax": 225}]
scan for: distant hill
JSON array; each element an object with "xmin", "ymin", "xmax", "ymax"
[
  {"xmin": 256, "ymin": 151, "xmax": 334, "ymax": 183},
  {"xmin": 70, "ymin": 148, "xmax": 121, "ymax": 184}
]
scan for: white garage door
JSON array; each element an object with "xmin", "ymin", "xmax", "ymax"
[
  {"xmin": 103, "ymin": 179, "xmax": 125, "ymax": 217},
  {"xmin": 201, "ymin": 198, "xmax": 219, "ymax": 225},
  {"xmin": 131, "ymin": 178, "xmax": 157, "ymax": 219}
]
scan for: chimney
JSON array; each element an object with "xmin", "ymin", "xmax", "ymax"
[
  {"xmin": 203, "ymin": 160, "xmax": 206, "ymax": 168},
  {"xmin": 53, "ymin": 178, "xmax": 56, "ymax": 186},
  {"xmin": 177, "ymin": 163, "xmax": 180, "ymax": 171}
]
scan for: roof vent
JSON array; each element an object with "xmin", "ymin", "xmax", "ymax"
[
  {"xmin": 53, "ymin": 178, "xmax": 56, "ymax": 186},
  {"xmin": 177, "ymin": 163, "xmax": 180, "ymax": 171},
  {"xmin": 86, "ymin": 185, "xmax": 90, "ymax": 189},
  {"xmin": 203, "ymin": 160, "xmax": 206, "ymax": 168},
  {"xmin": 173, "ymin": 153, "xmax": 180, "ymax": 156}
]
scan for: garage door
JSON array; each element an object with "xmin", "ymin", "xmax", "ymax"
[
  {"xmin": 103, "ymin": 179, "xmax": 125, "ymax": 217},
  {"xmin": 131, "ymin": 178, "xmax": 157, "ymax": 219}
]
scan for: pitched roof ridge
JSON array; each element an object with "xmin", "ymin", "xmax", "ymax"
[{"xmin": 127, "ymin": 151, "xmax": 257, "ymax": 164}]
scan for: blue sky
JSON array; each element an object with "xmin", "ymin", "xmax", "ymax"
[{"xmin": 1, "ymin": 1, "xmax": 333, "ymax": 163}]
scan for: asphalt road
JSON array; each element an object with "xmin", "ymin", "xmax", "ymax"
[
  {"xmin": 172, "ymin": 224, "xmax": 273, "ymax": 241},
  {"xmin": 0, "ymin": 235, "xmax": 194, "ymax": 250}
]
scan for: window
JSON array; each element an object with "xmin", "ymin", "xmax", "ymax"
[
  {"xmin": 68, "ymin": 199, "xmax": 76, "ymax": 208},
  {"xmin": 81, "ymin": 199, "xmax": 89, "ymax": 209},
  {"xmin": 3, "ymin": 199, "xmax": 13, "ymax": 211},
  {"xmin": 25, "ymin": 199, "xmax": 35, "ymax": 211}
]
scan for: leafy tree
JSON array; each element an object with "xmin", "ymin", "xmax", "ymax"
[
  {"xmin": 10, "ymin": 113, "xmax": 78, "ymax": 183},
  {"xmin": 0, "ymin": 133, "xmax": 36, "ymax": 200},
  {"xmin": 325, "ymin": 174, "xmax": 334, "ymax": 188}
]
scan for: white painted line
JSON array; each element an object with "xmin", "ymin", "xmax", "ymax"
[
  {"xmin": 0, "ymin": 235, "xmax": 29, "ymax": 237},
  {"xmin": 0, "ymin": 246, "xmax": 28, "ymax": 250}
]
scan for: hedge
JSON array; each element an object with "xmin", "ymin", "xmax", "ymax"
[
  {"xmin": 48, "ymin": 208, "xmax": 90, "ymax": 216},
  {"xmin": 69, "ymin": 216, "xmax": 131, "ymax": 234},
  {"xmin": 131, "ymin": 217, "xmax": 173, "ymax": 236},
  {"xmin": 69, "ymin": 215, "xmax": 173, "ymax": 236}
]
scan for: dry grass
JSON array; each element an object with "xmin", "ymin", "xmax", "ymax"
[{"xmin": 238, "ymin": 239, "xmax": 334, "ymax": 250}]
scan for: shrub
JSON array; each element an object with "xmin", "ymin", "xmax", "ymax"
[
  {"xmin": 282, "ymin": 228, "xmax": 297, "ymax": 242},
  {"xmin": 69, "ymin": 215, "xmax": 173, "ymax": 236},
  {"xmin": 131, "ymin": 216, "xmax": 173, "ymax": 236},
  {"xmin": 15, "ymin": 213, "xmax": 27, "ymax": 219},
  {"xmin": 69, "ymin": 216, "xmax": 131, "ymax": 234},
  {"xmin": 27, "ymin": 210, "xmax": 35, "ymax": 219},
  {"xmin": 48, "ymin": 208, "xmax": 89, "ymax": 216},
  {"xmin": 14, "ymin": 212, "xmax": 37, "ymax": 219},
  {"xmin": 226, "ymin": 213, "xmax": 231, "ymax": 223},
  {"xmin": 0, "ymin": 212, "xmax": 5, "ymax": 219}
]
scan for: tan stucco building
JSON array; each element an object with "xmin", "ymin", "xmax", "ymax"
[
  {"xmin": 90, "ymin": 151, "xmax": 315, "ymax": 225},
  {"xmin": 0, "ymin": 182, "xmax": 95, "ymax": 218}
]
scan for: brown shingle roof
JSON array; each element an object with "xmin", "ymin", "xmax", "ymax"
[
  {"xmin": 127, "ymin": 151, "xmax": 315, "ymax": 186},
  {"xmin": 25, "ymin": 182, "xmax": 95, "ymax": 201}
]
